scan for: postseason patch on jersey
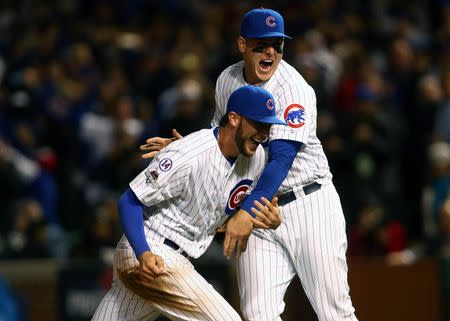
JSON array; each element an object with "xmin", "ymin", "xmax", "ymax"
[
  {"xmin": 284, "ymin": 104, "xmax": 306, "ymax": 128},
  {"xmin": 225, "ymin": 179, "xmax": 253, "ymax": 215},
  {"xmin": 145, "ymin": 169, "xmax": 159, "ymax": 188}
]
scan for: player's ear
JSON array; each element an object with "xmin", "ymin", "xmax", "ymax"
[
  {"xmin": 237, "ymin": 36, "xmax": 246, "ymax": 54},
  {"xmin": 228, "ymin": 111, "xmax": 241, "ymax": 127}
]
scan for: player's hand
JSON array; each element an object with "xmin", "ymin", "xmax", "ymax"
[
  {"xmin": 224, "ymin": 209, "xmax": 253, "ymax": 259},
  {"xmin": 140, "ymin": 129, "xmax": 182, "ymax": 159},
  {"xmin": 250, "ymin": 197, "xmax": 281, "ymax": 229},
  {"xmin": 138, "ymin": 251, "xmax": 165, "ymax": 281}
]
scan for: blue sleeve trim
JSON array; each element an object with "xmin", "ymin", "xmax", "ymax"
[
  {"xmin": 118, "ymin": 188, "xmax": 150, "ymax": 257},
  {"xmin": 240, "ymin": 139, "xmax": 302, "ymax": 216}
]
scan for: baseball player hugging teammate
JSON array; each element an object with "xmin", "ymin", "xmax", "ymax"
[
  {"xmin": 142, "ymin": 8, "xmax": 359, "ymax": 321},
  {"xmin": 91, "ymin": 86, "xmax": 284, "ymax": 321}
]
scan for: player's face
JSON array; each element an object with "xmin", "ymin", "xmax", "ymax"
[
  {"xmin": 238, "ymin": 37, "xmax": 284, "ymax": 84},
  {"xmin": 235, "ymin": 116, "xmax": 270, "ymax": 157}
]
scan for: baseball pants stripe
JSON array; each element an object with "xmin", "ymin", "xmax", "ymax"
[
  {"xmin": 238, "ymin": 184, "xmax": 358, "ymax": 321},
  {"xmin": 237, "ymin": 231, "xmax": 295, "ymax": 321}
]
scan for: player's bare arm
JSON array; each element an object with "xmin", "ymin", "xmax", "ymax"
[
  {"xmin": 224, "ymin": 209, "xmax": 253, "ymax": 259},
  {"xmin": 140, "ymin": 128, "xmax": 182, "ymax": 159},
  {"xmin": 138, "ymin": 251, "xmax": 165, "ymax": 281}
]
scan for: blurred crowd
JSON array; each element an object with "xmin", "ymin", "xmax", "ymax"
[{"xmin": 0, "ymin": 0, "xmax": 450, "ymax": 268}]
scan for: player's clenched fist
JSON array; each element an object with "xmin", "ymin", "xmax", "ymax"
[{"xmin": 138, "ymin": 251, "xmax": 164, "ymax": 281}]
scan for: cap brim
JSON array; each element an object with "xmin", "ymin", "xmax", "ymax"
[
  {"xmin": 247, "ymin": 115, "xmax": 287, "ymax": 125},
  {"xmin": 245, "ymin": 32, "xmax": 292, "ymax": 39}
]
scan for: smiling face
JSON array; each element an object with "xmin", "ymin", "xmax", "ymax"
[
  {"xmin": 238, "ymin": 36, "xmax": 284, "ymax": 84},
  {"xmin": 235, "ymin": 116, "xmax": 270, "ymax": 157}
]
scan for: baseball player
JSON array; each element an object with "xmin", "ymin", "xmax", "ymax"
[
  {"xmin": 141, "ymin": 8, "xmax": 359, "ymax": 321},
  {"xmin": 91, "ymin": 86, "xmax": 285, "ymax": 321}
]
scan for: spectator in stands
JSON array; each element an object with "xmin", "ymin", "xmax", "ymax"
[
  {"xmin": 348, "ymin": 194, "xmax": 407, "ymax": 257},
  {"xmin": 433, "ymin": 69, "xmax": 450, "ymax": 143},
  {"xmin": 388, "ymin": 142, "xmax": 450, "ymax": 265},
  {"xmin": 0, "ymin": 0, "xmax": 447, "ymax": 260}
]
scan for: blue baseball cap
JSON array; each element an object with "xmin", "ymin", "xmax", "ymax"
[
  {"xmin": 227, "ymin": 86, "xmax": 286, "ymax": 125},
  {"xmin": 240, "ymin": 8, "xmax": 292, "ymax": 39}
]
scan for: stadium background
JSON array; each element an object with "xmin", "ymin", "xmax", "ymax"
[{"xmin": 0, "ymin": 0, "xmax": 449, "ymax": 320}]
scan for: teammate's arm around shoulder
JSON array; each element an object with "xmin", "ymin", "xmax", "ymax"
[{"xmin": 140, "ymin": 128, "xmax": 183, "ymax": 159}]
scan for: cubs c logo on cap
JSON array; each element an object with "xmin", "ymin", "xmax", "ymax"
[
  {"xmin": 284, "ymin": 104, "xmax": 306, "ymax": 128},
  {"xmin": 266, "ymin": 16, "xmax": 276, "ymax": 27},
  {"xmin": 267, "ymin": 98, "xmax": 275, "ymax": 110},
  {"xmin": 225, "ymin": 179, "xmax": 253, "ymax": 215}
]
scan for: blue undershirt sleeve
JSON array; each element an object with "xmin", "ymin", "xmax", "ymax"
[
  {"xmin": 118, "ymin": 188, "xmax": 150, "ymax": 258},
  {"xmin": 240, "ymin": 139, "xmax": 303, "ymax": 216}
]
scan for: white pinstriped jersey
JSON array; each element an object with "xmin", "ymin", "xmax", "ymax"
[
  {"xmin": 130, "ymin": 128, "xmax": 266, "ymax": 258},
  {"xmin": 212, "ymin": 60, "xmax": 332, "ymax": 194}
]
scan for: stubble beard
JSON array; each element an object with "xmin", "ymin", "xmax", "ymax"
[{"xmin": 235, "ymin": 122, "xmax": 251, "ymax": 157}]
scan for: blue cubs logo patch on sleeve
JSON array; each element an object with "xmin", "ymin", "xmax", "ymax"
[
  {"xmin": 225, "ymin": 179, "xmax": 253, "ymax": 215},
  {"xmin": 284, "ymin": 104, "xmax": 306, "ymax": 128}
]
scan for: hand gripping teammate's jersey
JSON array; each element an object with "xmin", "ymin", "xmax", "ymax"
[
  {"xmin": 212, "ymin": 60, "xmax": 333, "ymax": 194},
  {"xmin": 130, "ymin": 128, "xmax": 266, "ymax": 258}
]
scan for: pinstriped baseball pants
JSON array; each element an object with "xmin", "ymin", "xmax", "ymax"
[
  {"xmin": 91, "ymin": 235, "xmax": 241, "ymax": 321},
  {"xmin": 237, "ymin": 183, "xmax": 358, "ymax": 321}
]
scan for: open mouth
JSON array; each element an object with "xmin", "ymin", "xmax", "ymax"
[{"xmin": 259, "ymin": 59, "xmax": 273, "ymax": 71}]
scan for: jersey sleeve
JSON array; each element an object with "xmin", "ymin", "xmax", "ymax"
[
  {"xmin": 211, "ymin": 73, "xmax": 228, "ymax": 127},
  {"xmin": 130, "ymin": 145, "xmax": 192, "ymax": 206},
  {"xmin": 269, "ymin": 82, "xmax": 317, "ymax": 144}
]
